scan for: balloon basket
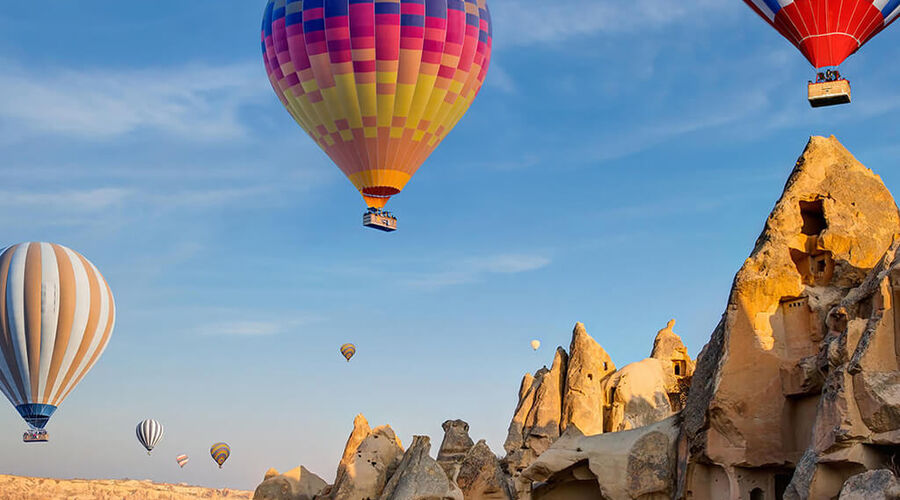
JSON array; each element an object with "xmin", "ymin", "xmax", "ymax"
[
  {"xmin": 23, "ymin": 429, "xmax": 48, "ymax": 443},
  {"xmin": 363, "ymin": 208, "xmax": 397, "ymax": 232},
  {"xmin": 808, "ymin": 79, "xmax": 850, "ymax": 108}
]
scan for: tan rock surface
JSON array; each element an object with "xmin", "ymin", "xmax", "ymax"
[
  {"xmin": 378, "ymin": 435, "xmax": 462, "ymax": 500},
  {"xmin": 0, "ymin": 474, "xmax": 252, "ymax": 500},
  {"xmin": 252, "ymin": 466, "xmax": 326, "ymax": 500},
  {"xmin": 678, "ymin": 136, "xmax": 900, "ymax": 499},
  {"xmin": 456, "ymin": 440, "xmax": 514, "ymax": 500},
  {"xmin": 523, "ymin": 416, "xmax": 680, "ymax": 500},
  {"xmin": 322, "ymin": 414, "xmax": 404, "ymax": 500},
  {"xmin": 603, "ymin": 357, "xmax": 675, "ymax": 433},
  {"xmin": 560, "ymin": 322, "xmax": 615, "ymax": 436}
]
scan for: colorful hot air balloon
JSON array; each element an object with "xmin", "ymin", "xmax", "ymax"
[
  {"xmin": 176, "ymin": 454, "xmax": 190, "ymax": 468},
  {"xmin": 136, "ymin": 419, "xmax": 164, "ymax": 455},
  {"xmin": 340, "ymin": 343, "xmax": 356, "ymax": 361},
  {"xmin": 0, "ymin": 243, "xmax": 115, "ymax": 443},
  {"xmin": 261, "ymin": 0, "xmax": 494, "ymax": 230},
  {"xmin": 210, "ymin": 442, "xmax": 231, "ymax": 468},
  {"xmin": 743, "ymin": 0, "xmax": 900, "ymax": 106},
  {"xmin": 530, "ymin": 340, "xmax": 540, "ymax": 351}
]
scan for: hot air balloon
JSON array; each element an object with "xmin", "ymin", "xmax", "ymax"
[
  {"xmin": 743, "ymin": 0, "xmax": 900, "ymax": 106},
  {"xmin": 136, "ymin": 419, "xmax": 164, "ymax": 455},
  {"xmin": 261, "ymin": 0, "xmax": 494, "ymax": 231},
  {"xmin": 210, "ymin": 442, "xmax": 231, "ymax": 468},
  {"xmin": 530, "ymin": 340, "xmax": 540, "ymax": 351},
  {"xmin": 176, "ymin": 454, "xmax": 190, "ymax": 468},
  {"xmin": 340, "ymin": 343, "xmax": 356, "ymax": 361},
  {"xmin": 0, "ymin": 242, "xmax": 115, "ymax": 443}
]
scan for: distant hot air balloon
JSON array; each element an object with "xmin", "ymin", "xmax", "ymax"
[
  {"xmin": 340, "ymin": 343, "xmax": 356, "ymax": 362},
  {"xmin": 742, "ymin": 0, "xmax": 900, "ymax": 106},
  {"xmin": 530, "ymin": 340, "xmax": 540, "ymax": 351},
  {"xmin": 0, "ymin": 242, "xmax": 115, "ymax": 443},
  {"xmin": 136, "ymin": 419, "xmax": 164, "ymax": 455},
  {"xmin": 176, "ymin": 454, "xmax": 190, "ymax": 468},
  {"xmin": 261, "ymin": 0, "xmax": 494, "ymax": 231},
  {"xmin": 210, "ymin": 442, "xmax": 231, "ymax": 468}
]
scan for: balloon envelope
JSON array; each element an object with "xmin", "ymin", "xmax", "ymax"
[
  {"xmin": 340, "ymin": 343, "xmax": 356, "ymax": 361},
  {"xmin": 0, "ymin": 242, "xmax": 115, "ymax": 431},
  {"xmin": 743, "ymin": 0, "xmax": 900, "ymax": 67},
  {"xmin": 261, "ymin": 0, "xmax": 494, "ymax": 208},
  {"xmin": 530, "ymin": 340, "xmax": 540, "ymax": 351},
  {"xmin": 136, "ymin": 419, "xmax": 164, "ymax": 454},
  {"xmin": 176, "ymin": 454, "xmax": 190, "ymax": 468},
  {"xmin": 211, "ymin": 442, "xmax": 230, "ymax": 468}
]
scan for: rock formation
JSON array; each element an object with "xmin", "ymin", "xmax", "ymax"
[
  {"xmin": 561, "ymin": 322, "xmax": 616, "ymax": 436},
  {"xmin": 679, "ymin": 136, "xmax": 900, "ymax": 500},
  {"xmin": 456, "ymin": 440, "xmax": 515, "ymax": 500},
  {"xmin": 502, "ymin": 320, "xmax": 692, "ymax": 490},
  {"xmin": 838, "ymin": 469, "xmax": 900, "ymax": 499},
  {"xmin": 252, "ymin": 466, "xmax": 326, "ymax": 500},
  {"xmin": 506, "ymin": 136, "xmax": 900, "ymax": 499},
  {"xmin": 320, "ymin": 414, "xmax": 405, "ymax": 500},
  {"xmin": 524, "ymin": 416, "xmax": 680, "ymax": 499},
  {"xmin": 379, "ymin": 435, "xmax": 462, "ymax": 500},
  {"xmin": 437, "ymin": 419, "xmax": 476, "ymax": 479}
]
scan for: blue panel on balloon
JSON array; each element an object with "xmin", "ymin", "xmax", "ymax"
[{"xmin": 16, "ymin": 404, "xmax": 57, "ymax": 429}]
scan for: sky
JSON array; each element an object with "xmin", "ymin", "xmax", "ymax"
[{"xmin": 0, "ymin": 0, "xmax": 899, "ymax": 492}]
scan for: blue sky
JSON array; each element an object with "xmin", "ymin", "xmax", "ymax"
[{"xmin": 0, "ymin": 0, "xmax": 899, "ymax": 491}]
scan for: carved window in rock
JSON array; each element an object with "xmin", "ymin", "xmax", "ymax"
[
  {"xmin": 673, "ymin": 359, "xmax": 686, "ymax": 376},
  {"xmin": 799, "ymin": 200, "xmax": 826, "ymax": 236},
  {"xmin": 750, "ymin": 488, "xmax": 764, "ymax": 500}
]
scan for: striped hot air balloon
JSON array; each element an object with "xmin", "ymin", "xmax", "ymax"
[
  {"xmin": 136, "ymin": 419, "xmax": 164, "ymax": 455},
  {"xmin": 340, "ymin": 343, "xmax": 356, "ymax": 361},
  {"xmin": 176, "ymin": 454, "xmax": 190, "ymax": 468},
  {"xmin": 210, "ymin": 442, "xmax": 231, "ymax": 468},
  {"xmin": 0, "ymin": 242, "xmax": 115, "ymax": 440},
  {"xmin": 261, "ymin": 0, "xmax": 493, "ymax": 228}
]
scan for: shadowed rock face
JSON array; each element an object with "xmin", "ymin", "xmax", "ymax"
[
  {"xmin": 252, "ymin": 466, "xmax": 326, "ymax": 500},
  {"xmin": 456, "ymin": 441, "xmax": 514, "ymax": 500},
  {"xmin": 437, "ymin": 419, "xmax": 475, "ymax": 479},
  {"xmin": 379, "ymin": 435, "xmax": 462, "ymax": 500}
]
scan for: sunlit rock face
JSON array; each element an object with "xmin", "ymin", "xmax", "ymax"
[
  {"xmin": 509, "ymin": 136, "xmax": 900, "ymax": 500},
  {"xmin": 319, "ymin": 413, "xmax": 405, "ymax": 500},
  {"xmin": 681, "ymin": 136, "xmax": 900, "ymax": 500},
  {"xmin": 501, "ymin": 320, "xmax": 693, "ymax": 498}
]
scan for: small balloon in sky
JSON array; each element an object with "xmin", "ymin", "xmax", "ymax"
[
  {"xmin": 210, "ymin": 442, "xmax": 230, "ymax": 468},
  {"xmin": 340, "ymin": 343, "xmax": 356, "ymax": 362},
  {"xmin": 531, "ymin": 340, "xmax": 541, "ymax": 351},
  {"xmin": 176, "ymin": 454, "xmax": 190, "ymax": 468}
]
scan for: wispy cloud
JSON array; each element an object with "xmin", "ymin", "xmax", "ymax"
[
  {"xmin": 404, "ymin": 253, "xmax": 551, "ymax": 289},
  {"xmin": 0, "ymin": 60, "xmax": 266, "ymax": 142}
]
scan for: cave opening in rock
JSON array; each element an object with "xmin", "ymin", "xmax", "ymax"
[
  {"xmin": 800, "ymin": 200, "xmax": 827, "ymax": 235},
  {"xmin": 750, "ymin": 487, "xmax": 764, "ymax": 500}
]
